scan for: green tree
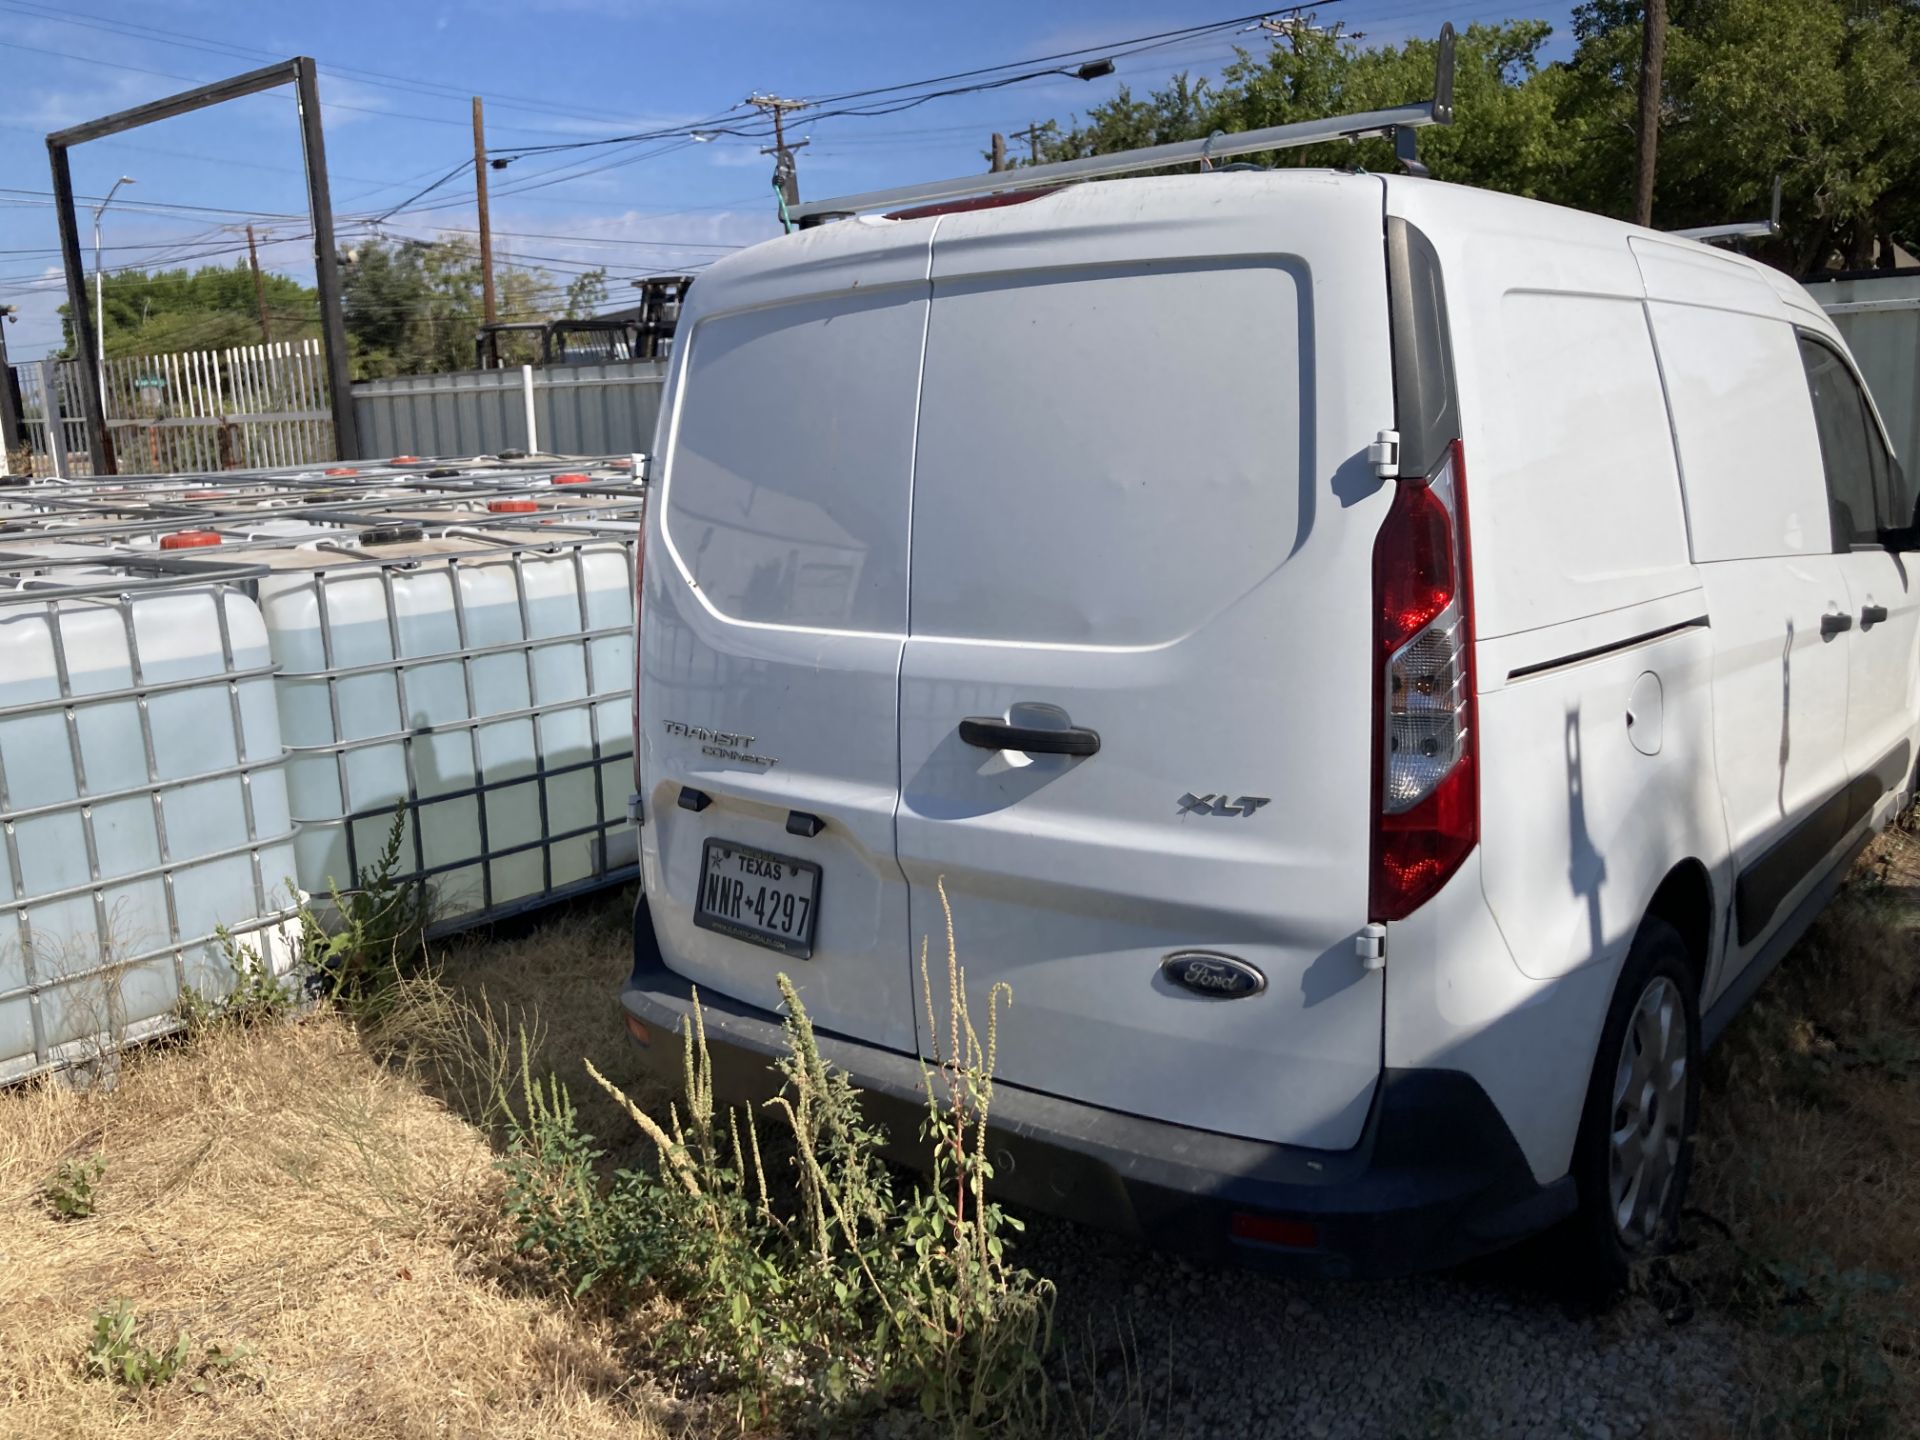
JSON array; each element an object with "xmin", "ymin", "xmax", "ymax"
[
  {"xmin": 1027, "ymin": 22, "xmax": 1574, "ymax": 195},
  {"xmin": 1563, "ymin": 0, "xmax": 1920, "ymax": 267},
  {"xmin": 59, "ymin": 262, "xmax": 318, "ymax": 359},
  {"xmin": 564, "ymin": 267, "xmax": 609, "ymax": 319},
  {"xmin": 1008, "ymin": 5, "xmax": 1920, "ymax": 275},
  {"xmin": 342, "ymin": 236, "xmax": 561, "ymax": 378}
]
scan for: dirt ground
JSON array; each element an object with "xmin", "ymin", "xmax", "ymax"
[{"xmin": 0, "ymin": 838, "xmax": 1914, "ymax": 1438}]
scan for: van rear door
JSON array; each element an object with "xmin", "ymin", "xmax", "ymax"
[
  {"xmin": 894, "ymin": 175, "xmax": 1394, "ymax": 1149},
  {"xmin": 638, "ymin": 225, "xmax": 931, "ymax": 1054}
]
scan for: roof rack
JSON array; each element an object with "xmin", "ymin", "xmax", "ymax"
[
  {"xmin": 1671, "ymin": 177, "xmax": 1782, "ymax": 247},
  {"xmin": 790, "ymin": 22, "xmax": 1456, "ymax": 224}
]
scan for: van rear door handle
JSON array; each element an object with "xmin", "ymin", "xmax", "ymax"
[
  {"xmin": 1861, "ymin": 604, "xmax": 1889, "ymax": 627},
  {"xmin": 958, "ymin": 716, "xmax": 1100, "ymax": 757},
  {"xmin": 1821, "ymin": 611, "xmax": 1854, "ymax": 636}
]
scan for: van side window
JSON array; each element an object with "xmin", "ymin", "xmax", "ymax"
[{"xmin": 1798, "ymin": 336, "xmax": 1907, "ymax": 548}]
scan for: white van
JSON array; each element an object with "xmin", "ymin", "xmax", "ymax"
[{"xmin": 620, "ymin": 163, "xmax": 1918, "ymax": 1282}]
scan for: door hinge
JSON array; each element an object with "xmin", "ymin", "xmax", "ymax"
[
  {"xmin": 627, "ymin": 791, "xmax": 645, "ymax": 825},
  {"xmin": 1368, "ymin": 429, "xmax": 1400, "ymax": 479},
  {"xmin": 1356, "ymin": 922, "xmax": 1386, "ymax": 971}
]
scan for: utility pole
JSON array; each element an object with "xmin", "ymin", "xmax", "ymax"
[
  {"xmin": 473, "ymin": 95, "xmax": 498, "ymax": 327},
  {"xmin": 1633, "ymin": 0, "xmax": 1667, "ymax": 228},
  {"xmin": 245, "ymin": 224, "xmax": 272, "ymax": 342},
  {"xmin": 748, "ymin": 93, "xmax": 809, "ymax": 209},
  {"xmin": 990, "ymin": 132, "xmax": 1006, "ymax": 172},
  {"xmin": 0, "ymin": 306, "xmax": 21, "ymax": 473},
  {"xmin": 1011, "ymin": 120, "xmax": 1054, "ymax": 165}
]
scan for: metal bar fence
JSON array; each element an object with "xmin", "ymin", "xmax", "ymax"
[{"xmin": 15, "ymin": 340, "xmax": 336, "ymax": 478}]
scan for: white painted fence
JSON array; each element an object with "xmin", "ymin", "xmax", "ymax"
[{"xmin": 19, "ymin": 339, "xmax": 335, "ymax": 477}]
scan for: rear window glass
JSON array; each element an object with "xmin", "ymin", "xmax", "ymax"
[
  {"xmin": 908, "ymin": 262, "xmax": 1304, "ymax": 646},
  {"xmin": 663, "ymin": 287, "xmax": 925, "ymax": 633}
]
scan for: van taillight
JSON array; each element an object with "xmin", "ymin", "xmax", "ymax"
[{"xmin": 1370, "ymin": 440, "xmax": 1476, "ymax": 922}]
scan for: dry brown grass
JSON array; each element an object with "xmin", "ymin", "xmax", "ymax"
[
  {"xmin": 6, "ymin": 849, "xmax": 1919, "ymax": 1438},
  {"xmin": 1672, "ymin": 829, "xmax": 1920, "ymax": 1436},
  {"xmin": 430, "ymin": 888, "xmax": 663, "ymax": 1164},
  {"xmin": 0, "ymin": 888, "xmax": 687, "ymax": 1440}
]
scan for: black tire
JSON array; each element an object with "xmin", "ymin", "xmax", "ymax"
[{"xmin": 1565, "ymin": 916, "xmax": 1701, "ymax": 1299}]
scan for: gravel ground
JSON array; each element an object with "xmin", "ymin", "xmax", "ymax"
[{"xmin": 1018, "ymin": 1216, "xmax": 1746, "ymax": 1439}]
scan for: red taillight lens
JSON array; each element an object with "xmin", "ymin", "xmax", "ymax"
[
  {"xmin": 553, "ymin": 472, "xmax": 591, "ymax": 486},
  {"xmin": 488, "ymin": 499, "xmax": 539, "ymax": 513},
  {"xmin": 1370, "ymin": 441, "xmax": 1476, "ymax": 923}
]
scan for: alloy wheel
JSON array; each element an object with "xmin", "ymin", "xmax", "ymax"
[{"xmin": 1608, "ymin": 975, "xmax": 1689, "ymax": 1249}]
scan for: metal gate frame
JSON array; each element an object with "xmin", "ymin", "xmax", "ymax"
[{"xmin": 45, "ymin": 57, "xmax": 360, "ymax": 478}]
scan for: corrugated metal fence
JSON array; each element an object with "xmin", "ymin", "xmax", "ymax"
[
  {"xmin": 1814, "ymin": 272, "xmax": 1920, "ymax": 469},
  {"xmin": 352, "ymin": 360, "xmax": 668, "ymax": 458}
]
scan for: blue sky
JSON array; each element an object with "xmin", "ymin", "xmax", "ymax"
[{"xmin": 0, "ymin": 0, "xmax": 1579, "ymax": 362}]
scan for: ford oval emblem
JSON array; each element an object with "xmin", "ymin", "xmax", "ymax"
[{"xmin": 1162, "ymin": 951, "xmax": 1267, "ymax": 999}]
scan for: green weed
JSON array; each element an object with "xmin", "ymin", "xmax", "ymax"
[
  {"xmin": 308, "ymin": 805, "xmax": 430, "ymax": 1011},
  {"xmin": 180, "ymin": 922, "xmax": 304, "ymax": 1033},
  {"xmin": 1754, "ymin": 1256, "xmax": 1904, "ymax": 1440},
  {"xmin": 499, "ymin": 879, "xmax": 1055, "ymax": 1434},
  {"xmin": 44, "ymin": 1156, "xmax": 104, "ymax": 1221},
  {"xmin": 83, "ymin": 1300, "xmax": 248, "ymax": 1394}
]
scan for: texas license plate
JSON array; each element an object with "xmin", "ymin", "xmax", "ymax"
[{"xmin": 693, "ymin": 839, "xmax": 820, "ymax": 959}]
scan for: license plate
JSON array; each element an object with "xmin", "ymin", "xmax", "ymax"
[{"xmin": 693, "ymin": 839, "xmax": 821, "ymax": 959}]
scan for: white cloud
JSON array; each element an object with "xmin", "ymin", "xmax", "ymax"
[
  {"xmin": 459, "ymin": 204, "xmax": 779, "ymax": 287},
  {"xmin": 707, "ymin": 144, "xmax": 771, "ymax": 169},
  {"xmin": 15, "ymin": 71, "xmax": 159, "ymax": 134}
]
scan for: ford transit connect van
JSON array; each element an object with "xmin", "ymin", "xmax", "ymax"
[{"xmin": 619, "ymin": 166, "xmax": 1918, "ymax": 1281}]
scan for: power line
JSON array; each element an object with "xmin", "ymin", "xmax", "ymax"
[
  {"xmin": 0, "ymin": 39, "xmax": 476, "ymax": 130},
  {"xmin": 0, "ymin": 187, "xmax": 303, "ymax": 223},
  {"xmin": 0, "ymin": 0, "xmax": 715, "ymax": 135},
  {"xmin": 490, "ymin": 5, "xmax": 1333, "ymax": 163},
  {"xmin": 363, "ymin": 162, "xmax": 474, "ymax": 226}
]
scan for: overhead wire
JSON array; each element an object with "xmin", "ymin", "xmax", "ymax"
[
  {"xmin": 490, "ymin": 4, "xmax": 1335, "ymax": 161},
  {"xmin": 0, "ymin": 0, "xmax": 713, "ymax": 134}
]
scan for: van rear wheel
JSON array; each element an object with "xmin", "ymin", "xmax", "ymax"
[{"xmin": 1567, "ymin": 917, "xmax": 1700, "ymax": 1297}]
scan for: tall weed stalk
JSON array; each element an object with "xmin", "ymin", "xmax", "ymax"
[{"xmin": 502, "ymin": 879, "xmax": 1055, "ymax": 1433}]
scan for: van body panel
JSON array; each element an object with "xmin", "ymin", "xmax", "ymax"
[
  {"xmin": 1642, "ymin": 300, "xmax": 1834, "ymax": 565},
  {"xmin": 1795, "ymin": 334, "xmax": 1920, "ymax": 840},
  {"xmin": 1382, "ymin": 853, "xmax": 1619, "ymax": 1183},
  {"xmin": 894, "ymin": 176, "xmax": 1394, "ymax": 1149},
  {"xmin": 1475, "ymin": 616, "xmax": 1724, "ymax": 984},
  {"xmin": 1381, "ymin": 180, "xmax": 1724, "ymax": 998},
  {"xmin": 1630, "ymin": 235, "xmax": 1788, "ymax": 317},
  {"xmin": 639, "ymin": 223, "xmax": 933, "ymax": 1053},
  {"xmin": 1636, "ymin": 287, "xmax": 1858, "ymax": 994},
  {"xmin": 1383, "ymin": 181, "xmax": 1697, "ymax": 641}
]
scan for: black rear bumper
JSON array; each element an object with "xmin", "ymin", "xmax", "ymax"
[{"xmin": 621, "ymin": 897, "xmax": 1573, "ymax": 1278}]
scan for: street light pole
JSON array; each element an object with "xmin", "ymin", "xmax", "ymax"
[{"xmin": 91, "ymin": 174, "xmax": 134, "ymax": 417}]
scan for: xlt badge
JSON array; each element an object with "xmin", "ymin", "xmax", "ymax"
[
  {"xmin": 664, "ymin": 720, "xmax": 779, "ymax": 769},
  {"xmin": 1178, "ymin": 792, "xmax": 1270, "ymax": 818}
]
